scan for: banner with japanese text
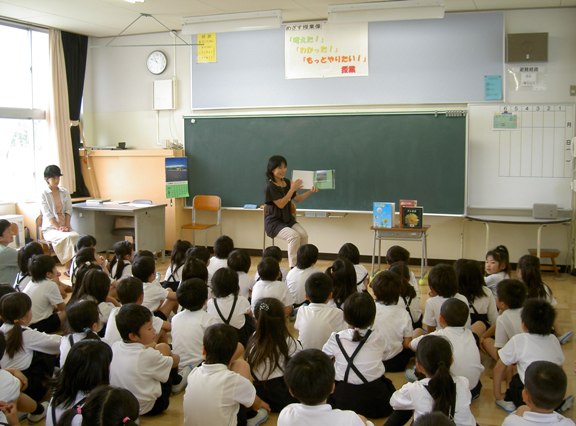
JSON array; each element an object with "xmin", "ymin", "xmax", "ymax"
[{"xmin": 285, "ymin": 22, "xmax": 368, "ymax": 79}]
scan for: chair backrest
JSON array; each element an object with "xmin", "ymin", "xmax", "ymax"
[
  {"xmin": 35, "ymin": 214, "xmax": 43, "ymax": 239},
  {"xmin": 192, "ymin": 195, "xmax": 221, "ymax": 224}
]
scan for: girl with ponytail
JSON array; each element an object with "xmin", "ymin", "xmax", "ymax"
[
  {"xmin": 322, "ymin": 292, "xmax": 395, "ymax": 419},
  {"xmin": 386, "ymin": 335, "xmax": 476, "ymax": 426}
]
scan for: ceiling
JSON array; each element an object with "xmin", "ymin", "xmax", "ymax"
[{"xmin": 0, "ymin": 0, "xmax": 575, "ymax": 38}]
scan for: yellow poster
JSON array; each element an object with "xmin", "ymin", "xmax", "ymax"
[{"xmin": 196, "ymin": 33, "xmax": 216, "ymax": 63}]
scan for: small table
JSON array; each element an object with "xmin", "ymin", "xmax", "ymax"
[
  {"xmin": 370, "ymin": 226, "xmax": 430, "ymax": 277},
  {"xmin": 465, "ymin": 215, "xmax": 571, "ymax": 258}
]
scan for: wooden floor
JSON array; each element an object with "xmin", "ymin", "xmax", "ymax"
[{"xmin": 42, "ymin": 258, "xmax": 575, "ymax": 425}]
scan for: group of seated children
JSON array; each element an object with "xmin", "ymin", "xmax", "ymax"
[{"xmin": 0, "ymin": 232, "xmax": 574, "ymax": 426}]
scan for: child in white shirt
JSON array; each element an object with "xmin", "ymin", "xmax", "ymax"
[
  {"xmin": 254, "ymin": 246, "xmax": 288, "ymax": 284},
  {"xmin": 411, "ymin": 299, "xmax": 484, "ymax": 399},
  {"xmin": 279, "ymin": 349, "xmax": 372, "ymax": 426},
  {"xmin": 227, "ymin": 249, "xmax": 255, "ymax": 300},
  {"xmin": 110, "ymin": 304, "xmax": 179, "ymax": 416},
  {"xmin": 338, "ymin": 243, "xmax": 369, "ymax": 293},
  {"xmin": 481, "ymin": 278, "xmax": 527, "ymax": 361},
  {"xmin": 132, "ymin": 254, "xmax": 178, "ymax": 320},
  {"xmin": 370, "ymin": 271, "xmax": 413, "ymax": 372},
  {"xmin": 388, "ymin": 262, "xmax": 422, "ymax": 329},
  {"xmin": 419, "ymin": 264, "xmax": 469, "ymax": 334},
  {"xmin": 484, "ymin": 245, "xmax": 510, "ymax": 295},
  {"xmin": 386, "ymin": 245, "xmax": 419, "ymax": 290},
  {"xmin": 251, "ymin": 257, "xmax": 293, "ymax": 315},
  {"xmin": 13, "ymin": 242, "xmax": 43, "ymax": 292},
  {"xmin": 171, "ymin": 278, "xmax": 218, "ymax": 394},
  {"xmin": 207, "ymin": 235, "xmax": 234, "ymax": 286},
  {"xmin": 59, "ymin": 300, "xmax": 101, "ymax": 367},
  {"xmin": 493, "ymin": 299, "xmax": 565, "ymax": 413},
  {"xmin": 295, "ymin": 272, "xmax": 347, "ymax": 350},
  {"xmin": 207, "ymin": 267, "xmax": 253, "ymax": 346},
  {"xmin": 502, "ymin": 361, "xmax": 575, "ymax": 426},
  {"xmin": 388, "ymin": 335, "xmax": 476, "ymax": 426},
  {"xmin": 285, "ymin": 244, "xmax": 320, "ymax": 306},
  {"xmin": 162, "ymin": 239, "xmax": 192, "ymax": 291},
  {"xmin": 109, "ymin": 240, "xmax": 133, "ymax": 281},
  {"xmin": 183, "ymin": 323, "xmax": 270, "ymax": 426},
  {"xmin": 322, "ymin": 292, "xmax": 395, "ymax": 419},
  {"xmin": 23, "ymin": 254, "xmax": 65, "ymax": 333}
]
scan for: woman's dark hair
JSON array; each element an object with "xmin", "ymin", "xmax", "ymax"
[
  {"xmin": 109, "ymin": 241, "xmax": 133, "ymax": 280},
  {"xmin": 181, "ymin": 257, "xmax": 209, "ymax": 282},
  {"xmin": 69, "ymin": 268, "xmax": 111, "ymax": 305},
  {"xmin": 51, "ymin": 340, "xmax": 112, "ymax": 408},
  {"xmin": 416, "ymin": 335, "xmax": 455, "ymax": 417},
  {"xmin": 28, "ymin": 254, "xmax": 57, "ymax": 282},
  {"xmin": 65, "ymin": 300, "xmax": 101, "ymax": 339},
  {"xmin": 0, "ymin": 292, "xmax": 32, "ymax": 357},
  {"xmin": 227, "ymin": 249, "xmax": 251, "ymax": 274},
  {"xmin": 338, "ymin": 242, "xmax": 360, "ymax": 265},
  {"xmin": 343, "ymin": 292, "xmax": 376, "ymax": 342},
  {"xmin": 266, "ymin": 155, "xmax": 287, "ymax": 181},
  {"xmin": 17, "ymin": 242, "xmax": 44, "ymax": 275},
  {"xmin": 518, "ymin": 255, "xmax": 549, "ymax": 299},
  {"xmin": 56, "ymin": 385, "xmax": 139, "ymax": 426},
  {"xmin": 326, "ymin": 257, "xmax": 357, "ymax": 308},
  {"xmin": 170, "ymin": 239, "xmax": 192, "ymax": 274},
  {"xmin": 388, "ymin": 261, "xmax": 417, "ymax": 299},
  {"xmin": 453, "ymin": 259, "xmax": 486, "ymax": 303},
  {"xmin": 212, "ymin": 267, "xmax": 240, "ymax": 298},
  {"xmin": 246, "ymin": 298, "xmax": 297, "ymax": 380},
  {"xmin": 486, "ymin": 245, "xmax": 510, "ymax": 275}
]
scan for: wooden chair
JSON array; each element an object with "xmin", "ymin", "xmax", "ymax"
[
  {"xmin": 181, "ymin": 195, "xmax": 222, "ymax": 246},
  {"xmin": 35, "ymin": 214, "xmax": 56, "ymax": 256}
]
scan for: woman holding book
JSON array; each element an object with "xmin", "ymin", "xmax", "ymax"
[
  {"xmin": 40, "ymin": 164, "xmax": 80, "ymax": 267},
  {"xmin": 264, "ymin": 155, "xmax": 318, "ymax": 268}
]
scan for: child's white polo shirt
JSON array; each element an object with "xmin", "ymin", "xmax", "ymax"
[
  {"xmin": 503, "ymin": 411, "xmax": 575, "ymax": 426},
  {"xmin": 494, "ymin": 307, "xmax": 524, "ymax": 348},
  {"xmin": 0, "ymin": 324, "xmax": 61, "ymax": 370},
  {"xmin": 373, "ymin": 303, "xmax": 413, "ymax": 359},
  {"xmin": 278, "ymin": 403, "xmax": 367, "ymax": 426},
  {"xmin": 183, "ymin": 363, "xmax": 256, "ymax": 426},
  {"xmin": 171, "ymin": 309, "xmax": 218, "ymax": 370},
  {"xmin": 251, "ymin": 279, "xmax": 292, "ymax": 312},
  {"xmin": 285, "ymin": 266, "xmax": 320, "ymax": 305},
  {"xmin": 422, "ymin": 293, "xmax": 470, "ymax": 329},
  {"xmin": 109, "ymin": 341, "xmax": 173, "ymax": 415},
  {"xmin": 295, "ymin": 303, "xmax": 347, "ymax": 350},
  {"xmin": 103, "ymin": 306, "xmax": 164, "ymax": 346},
  {"xmin": 23, "ymin": 279, "xmax": 63, "ymax": 323},
  {"xmin": 207, "ymin": 294, "xmax": 251, "ymax": 329},
  {"xmin": 498, "ymin": 333, "xmax": 564, "ymax": 383},
  {"xmin": 142, "ymin": 279, "xmax": 168, "ymax": 312}
]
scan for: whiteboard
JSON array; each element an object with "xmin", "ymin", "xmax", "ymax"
[
  {"xmin": 467, "ymin": 103, "xmax": 575, "ymax": 210},
  {"xmin": 190, "ymin": 12, "xmax": 503, "ymax": 109}
]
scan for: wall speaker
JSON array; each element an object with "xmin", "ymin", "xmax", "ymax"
[{"xmin": 506, "ymin": 33, "xmax": 548, "ymax": 62}]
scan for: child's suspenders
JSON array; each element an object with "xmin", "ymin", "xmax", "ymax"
[
  {"xmin": 335, "ymin": 329, "xmax": 373, "ymax": 384},
  {"xmin": 213, "ymin": 295, "xmax": 238, "ymax": 325}
]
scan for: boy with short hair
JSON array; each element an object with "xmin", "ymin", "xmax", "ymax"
[
  {"xmin": 493, "ymin": 299, "xmax": 565, "ymax": 413},
  {"xmin": 251, "ymin": 257, "xmax": 293, "ymax": 315},
  {"xmin": 410, "ymin": 298, "xmax": 484, "ymax": 399},
  {"xmin": 420, "ymin": 264, "xmax": 470, "ymax": 333},
  {"xmin": 227, "ymin": 249, "xmax": 255, "ymax": 299},
  {"xmin": 503, "ymin": 361, "xmax": 574, "ymax": 425},
  {"xmin": 285, "ymin": 244, "xmax": 321, "ymax": 307},
  {"xmin": 278, "ymin": 349, "xmax": 371, "ymax": 425},
  {"xmin": 481, "ymin": 278, "xmax": 527, "ymax": 360},
  {"xmin": 183, "ymin": 323, "xmax": 270, "ymax": 426},
  {"xmin": 132, "ymin": 255, "xmax": 178, "ymax": 319},
  {"xmin": 207, "ymin": 235, "xmax": 234, "ymax": 285},
  {"xmin": 294, "ymin": 272, "xmax": 347, "ymax": 350},
  {"xmin": 171, "ymin": 278, "xmax": 218, "ymax": 393},
  {"xmin": 104, "ymin": 276, "xmax": 169, "ymax": 345},
  {"xmin": 110, "ymin": 303, "xmax": 179, "ymax": 416}
]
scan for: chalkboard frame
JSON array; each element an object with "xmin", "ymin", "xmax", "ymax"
[{"xmin": 184, "ymin": 112, "xmax": 467, "ymax": 214}]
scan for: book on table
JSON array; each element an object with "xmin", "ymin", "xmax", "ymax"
[
  {"xmin": 401, "ymin": 206, "xmax": 424, "ymax": 228},
  {"xmin": 373, "ymin": 202, "xmax": 395, "ymax": 228}
]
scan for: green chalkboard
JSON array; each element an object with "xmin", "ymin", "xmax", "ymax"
[{"xmin": 184, "ymin": 113, "xmax": 466, "ymax": 214}]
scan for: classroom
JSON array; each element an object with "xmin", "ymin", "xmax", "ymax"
[{"xmin": 0, "ymin": 1, "xmax": 575, "ymax": 425}]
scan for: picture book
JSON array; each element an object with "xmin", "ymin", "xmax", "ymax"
[
  {"xmin": 399, "ymin": 199, "xmax": 417, "ymax": 207},
  {"xmin": 292, "ymin": 169, "xmax": 335, "ymax": 190},
  {"xmin": 373, "ymin": 202, "xmax": 395, "ymax": 228},
  {"xmin": 401, "ymin": 206, "xmax": 423, "ymax": 228}
]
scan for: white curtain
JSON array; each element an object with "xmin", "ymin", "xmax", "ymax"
[{"xmin": 48, "ymin": 28, "xmax": 76, "ymax": 193}]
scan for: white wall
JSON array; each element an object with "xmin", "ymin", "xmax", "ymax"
[{"xmin": 82, "ymin": 8, "xmax": 576, "ymax": 265}]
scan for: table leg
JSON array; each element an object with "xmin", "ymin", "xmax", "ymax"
[
  {"xmin": 483, "ymin": 222, "xmax": 490, "ymax": 253},
  {"xmin": 371, "ymin": 231, "xmax": 377, "ymax": 276},
  {"xmin": 536, "ymin": 224, "xmax": 547, "ymax": 258}
]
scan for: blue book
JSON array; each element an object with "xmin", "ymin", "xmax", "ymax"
[{"xmin": 373, "ymin": 202, "xmax": 395, "ymax": 228}]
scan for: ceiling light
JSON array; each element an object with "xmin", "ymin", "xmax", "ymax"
[
  {"xmin": 182, "ymin": 10, "xmax": 282, "ymax": 34},
  {"xmin": 124, "ymin": 0, "xmax": 145, "ymax": 3},
  {"xmin": 327, "ymin": 0, "xmax": 445, "ymax": 24}
]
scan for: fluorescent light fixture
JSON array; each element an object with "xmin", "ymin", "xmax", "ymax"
[
  {"xmin": 124, "ymin": 0, "xmax": 144, "ymax": 3},
  {"xmin": 182, "ymin": 10, "xmax": 282, "ymax": 34},
  {"xmin": 327, "ymin": 0, "xmax": 445, "ymax": 24}
]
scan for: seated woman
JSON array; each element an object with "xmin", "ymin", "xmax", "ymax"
[{"xmin": 40, "ymin": 165, "xmax": 80, "ymax": 268}]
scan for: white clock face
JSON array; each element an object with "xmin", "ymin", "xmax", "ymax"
[{"xmin": 147, "ymin": 50, "xmax": 167, "ymax": 75}]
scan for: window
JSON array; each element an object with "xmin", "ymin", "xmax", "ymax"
[{"xmin": 0, "ymin": 22, "xmax": 54, "ymax": 202}]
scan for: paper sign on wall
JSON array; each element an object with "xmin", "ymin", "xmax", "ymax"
[
  {"xmin": 285, "ymin": 22, "xmax": 368, "ymax": 79},
  {"xmin": 197, "ymin": 33, "xmax": 217, "ymax": 63}
]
